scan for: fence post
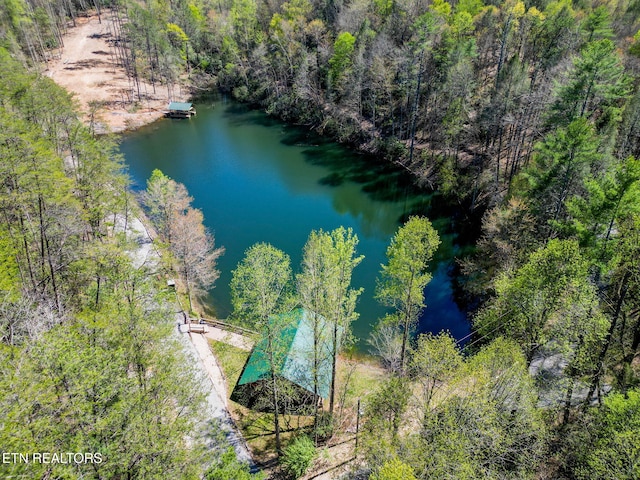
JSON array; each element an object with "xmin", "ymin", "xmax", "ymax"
[{"xmin": 355, "ymin": 398, "xmax": 361, "ymax": 453}]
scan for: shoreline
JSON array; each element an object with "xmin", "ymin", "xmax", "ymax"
[
  {"xmin": 43, "ymin": 10, "xmax": 226, "ymax": 315},
  {"xmin": 44, "ymin": 9, "xmax": 193, "ymax": 135}
]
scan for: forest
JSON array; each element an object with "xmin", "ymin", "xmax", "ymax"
[
  {"xmin": 0, "ymin": 46, "xmax": 255, "ymax": 478},
  {"xmin": 1, "ymin": 0, "xmax": 640, "ymax": 477}
]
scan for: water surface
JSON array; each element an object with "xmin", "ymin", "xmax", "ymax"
[{"xmin": 120, "ymin": 97, "xmax": 471, "ymax": 346}]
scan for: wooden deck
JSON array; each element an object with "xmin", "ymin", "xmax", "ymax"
[
  {"xmin": 166, "ymin": 109, "xmax": 196, "ymax": 118},
  {"xmin": 181, "ymin": 316, "xmax": 256, "ymax": 351}
]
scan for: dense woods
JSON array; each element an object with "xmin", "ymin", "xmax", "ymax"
[
  {"xmin": 0, "ymin": 49, "xmax": 235, "ymax": 478},
  {"xmin": 2, "ymin": 0, "xmax": 640, "ymax": 477}
]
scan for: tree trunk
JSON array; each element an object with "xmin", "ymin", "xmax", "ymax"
[
  {"xmin": 267, "ymin": 334, "xmax": 282, "ymax": 454},
  {"xmin": 584, "ymin": 273, "xmax": 629, "ymax": 408},
  {"xmin": 495, "ymin": 14, "xmax": 512, "ymax": 89},
  {"xmin": 400, "ymin": 304, "xmax": 412, "ymax": 375},
  {"xmin": 18, "ymin": 213, "xmax": 37, "ymax": 291},
  {"xmin": 563, "ymin": 370, "xmax": 576, "ymax": 424},
  {"xmin": 329, "ymin": 321, "xmax": 338, "ymax": 414},
  {"xmin": 313, "ymin": 313, "xmax": 320, "ymax": 443},
  {"xmin": 408, "ymin": 54, "xmax": 425, "ymax": 166},
  {"xmin": 622, "ymin": 314, "xmax": 640, "ymax": 381}
]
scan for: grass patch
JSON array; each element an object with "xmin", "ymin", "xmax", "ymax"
[
  {"xmin": 331, "ymin": 354, "xmax": 386, "ymax": 437},
  {"xmin": 337, "ymin": 354, "xmax": 386, "ymax": 407},
  {"xmin": 235, "ymin": 410, "xmax": 315, "ymax": 460},
  {"xmin": 208, "ymin": 339, "xmax": 249, "ymax": 393}
]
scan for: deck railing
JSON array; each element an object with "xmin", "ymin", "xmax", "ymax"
[{"xmin": 197, "ymin": 317, "xmax": 257, "ymax": 336}]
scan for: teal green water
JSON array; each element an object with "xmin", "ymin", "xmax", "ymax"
[{"xmin": 119, "ymin": 97, "xmax": 471, "ymax": 345}]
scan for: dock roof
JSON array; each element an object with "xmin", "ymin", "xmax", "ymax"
[{"xmin": 168, "ymin": 101, "xmax": 193, "ymax": 111}]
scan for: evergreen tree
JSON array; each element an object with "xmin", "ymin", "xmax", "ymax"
[
  {"xmin": 524, "ymin": 118, "xmax": 600, "ymax": 233},
  {"xmin": 548, "ymin": 39, "xmax": 631, "ymax": 134}
]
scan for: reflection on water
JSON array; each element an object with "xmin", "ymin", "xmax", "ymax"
[{"xmin": 120, "ymin": 95, "xmax": 471, "ymax": 347}]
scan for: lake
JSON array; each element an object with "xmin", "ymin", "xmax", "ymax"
[{"xmin": 120, "ymin": 96, "xmax": 473, "ymax": 347}]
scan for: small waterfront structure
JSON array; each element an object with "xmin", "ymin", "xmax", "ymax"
[
  {"xmin": 231, "ymin": 308, "xmax": 339, "ymax": 413},
  {"xmin": 166, "ymin": 101, "xmax": 196, "ymax": 118},
  {"xmin": 188, "ymin": 323, "xmax": 209, "ymax": 334}
]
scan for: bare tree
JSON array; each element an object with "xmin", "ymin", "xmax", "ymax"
[
  {"xmin": 0, "ymin": 292, "xmax": 60, "ymax": 346},
  {"xmin": 171, "ymin": 207, "xmax": 224, "ymax": 312},
  {"xmin": 143, "ymin": 169, "xmax": 223, "ymax": 312},
  {"xmin": 368, "ymin": 320, "xmax": 403, "ymax": 373},
  {"xmin": 143, "ymin": 169, "xmax": 191, "ymax": 245}
]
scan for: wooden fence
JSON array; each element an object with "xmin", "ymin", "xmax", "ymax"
[{"xmin": 197, "ymin": 317, "xmax": 257, "ymax": 337}]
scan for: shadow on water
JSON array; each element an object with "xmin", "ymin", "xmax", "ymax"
[
  {"xmin": 290, "ymin": 131, "xmax": 477, "ymax": 265},
  {"xmin": 284, "ymin": 134, "xmax": 422, "ymax": 201},
  {"xmin": 222, "ymin": 100, "xmax": 426, "ymax": 204},
  {"xmin": 222, "ymin": 101, "xmax": 283, "ymax": 129},
  {"xmin": 218, "ymin": 96, "xmax": 445, "ymax": 217}
]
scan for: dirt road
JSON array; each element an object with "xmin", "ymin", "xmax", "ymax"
[{"xmin": 45, "ymin": 11, "xmax": 182, "ymax": 133}]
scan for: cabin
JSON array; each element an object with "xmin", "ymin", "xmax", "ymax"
[
  {"xmin": 231, "ymin": 308, "xmax": 340, "ymax": 413},
  {"xmin": 166, "ymin": 101, "xmax": 196, "ymax": 118}
]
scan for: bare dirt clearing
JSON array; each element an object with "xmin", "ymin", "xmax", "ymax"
[{"xmin": 45, "ymin": 11, "xmax": 183, "ymax": 133}]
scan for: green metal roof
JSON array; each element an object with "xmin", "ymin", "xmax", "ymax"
[
  {"xmin": 237, "ymin": 309, "xmax": 339, "ymax": 398},
  {"xmin": 168, "ymin": 101, "xmax": 193, "ymax": 111}
]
